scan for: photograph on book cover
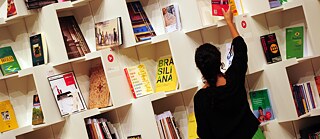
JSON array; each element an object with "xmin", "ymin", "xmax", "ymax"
[
  {"xmin": 162, "ymin": 4, "xmax": 181, "ymax": 33},
  {"xmin": 95, "ymin": 17, "xmax": 122, "ymax": 50},
  {"xmin": 48, "ymin": 72, "xmax": 87, "ymax": 116}
]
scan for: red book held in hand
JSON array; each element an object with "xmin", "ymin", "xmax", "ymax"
[{"xmin": 212, "ymin": 0, "xmax": 229, "ymax": 16}]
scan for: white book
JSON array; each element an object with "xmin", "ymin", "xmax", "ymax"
[
  {"xmin": 156, "ymin": 115, "xmax": 166, "ymax": 139},
  {"xmin": 162, "ymin": 4, "xmax": 182, "ymax": 33}
]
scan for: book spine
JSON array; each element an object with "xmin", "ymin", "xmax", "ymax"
[
  {"xmin": 124, "ymin": 68, "xmax": 136, "ymax": 98},
  {"xmin": 291, "ymin": 85, "xmax": 300, "ymax": 116},
  {"xmin": 307, "ymin": 82, "xmax": 316, "ymax": 109},
  {"xmin": 102, "ymin": 122, "xmax": 112, "ymax": 139},
  {"xmin": 156, "ymin": 116, "xmax": 165, "ymax": 139}
]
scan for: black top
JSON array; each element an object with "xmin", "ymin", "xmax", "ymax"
[{"xmin": 194, "ymin": 36, "xmax": 260, "ymax": 139}]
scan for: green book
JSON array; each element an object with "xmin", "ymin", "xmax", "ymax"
[
  {"xmin": 286, "ymin": 26, "xmax": 304, "ymax": 59},
  {"xmin": 0, "ymin": 46, "xmax": 21, "ymax": 75},
  {"xmin": 250, "ymin": 89, "xmax": 275, "ymax": 123}
]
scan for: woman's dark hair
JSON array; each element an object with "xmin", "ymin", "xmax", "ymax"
[{"xmin": 195, "ymin": 43, "xmax": 222, "ymax": 87}]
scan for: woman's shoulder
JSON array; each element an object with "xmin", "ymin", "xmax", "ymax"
[{"xmin": 194, "ymin": 88, "xmax": 211, "ymax": 102}]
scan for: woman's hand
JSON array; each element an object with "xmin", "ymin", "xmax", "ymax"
[{"xmin": 222, "ymin": 7, "xmax": 233, "ymax": 24}]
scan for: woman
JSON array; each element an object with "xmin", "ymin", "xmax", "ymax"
[{"xmin": 194, "ymin": 8, "xmax": 260, "ymax": 139}]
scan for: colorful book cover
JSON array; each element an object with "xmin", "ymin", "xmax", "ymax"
[
  {"xmin": 269, "ymin": 0, "xmax": 282, "ymax": 8},
  {"xmin": 25, "ymin": 0, "xmax": 57, "ymax": 10},
  {"xmin": 32, "ymin": 94, "xmax": 44, "ymax": 125},
  {"xmin": 212, "ymin": 0, "xmax": 243, "ymax": 16},
  {"xmin": 128, "ymin": 135, "xmax": 142, "ymax": 139},
  {"xmin": 127, "ymin": 1, "xmax": 156, "ymax": 42},
  {"xmin": 260, "ymin": 33, "xmax": 282, "ymax": 64},
  {"xmin": 48, "ymin": 71, "xmax": 87, "ymax": 116},
  {"xmin": 30, "ymin": 33, "xmax": 48, "ymax": 66},
  {"xmin": 124, "ymin": 64, "xmax": 154, "ymax": 98},
  {"xmin": 155, "ymin": 56, "xmax": 178, "ymax": 93},
  {"xmin": 88, "ymin": 65, "xmax": 112, "ymax": 109},
  {"xmin": 286, "ymin": 26, "xmax": 304, "ymax": 59},
  {"xmin": 58, "ymin": 16, "xmax": 91, "ymax": 59},
  {"xmin": 0, "ymin": 46, "xmax": 21, "ymax": 75},
  {"xmin": 162, "ymin": 4, "xmax": 181, "ymax": 33},
  {"xmin": 7, "ymin": 0, "xmax": 17, "ymax": 18},
  {"xmin": 0, "ymin": 100, "xmax": 18, "ymax": 132},
  {"xmin": 315, "ymin": 76, "xmax": 320, "ymax": 98},
  {"xmin": 250, "ymin": 89, "xmax": 275, "ymax": 123},
  {"xmin": 95, "ymin": 17, "xmax": 122, "ymax": 50}
]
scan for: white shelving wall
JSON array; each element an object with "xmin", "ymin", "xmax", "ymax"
[{"xmin": 0, "ymin": 0, "xmax": 319, "ymax": 139}]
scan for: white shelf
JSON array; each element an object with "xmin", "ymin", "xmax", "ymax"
[
  {"xmin": 51, "ymin": 57, "xmax": 86, "ymax": 67},
  {"xmin": 250, "ymin": 0, "xmax": 303, "ymax": 17}
]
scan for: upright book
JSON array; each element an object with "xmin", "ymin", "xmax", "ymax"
[
  {"xmin": 124, "ymin": 64, "xmax": 154, "ymax": 98},
  {"xmin": 95, "ymin": 17, "xmax": 123, "ymax": 50},
  {"xmin": 0, "ymin": 100, "xmax": 18, "ymax": 133},
  {"xmin": 0, "ymin": 46, "xmax": 21, "ymax": 76},
  {"xmin": 58, "ymin": 16, "xmax": 91, "ymax": 59},
  {"xmin": 127, "ymin": 1, "xmax": 156, "ymax": 42},
  {"xmin": 161, "ymin": 4, "xmax": 181, "ymax": 33},
  {"xmin": 156, "ymin": 56, "xmax": 178, "ymax": 93},
  {"xmin": 7, "ymin": 0, "xmax": 17, "ymax": 18},
  {"xmin": 32, "ymin": 94, "xmax": 44, "ymax": 125},
  {"xmin": 260, "ymin": 33, "xmax": 282, "ymax": 64},
  {"xmin": 286, "ymin": 26, "xmax": 304, "ymax": 59},
  {"xmin": 30, "ymin": 33, "xmax": 48, "ymax": 66},
  {"xmin": 249, "ymin": 89, "xmax": 275, "ymax": 123},
  {"xmin": 212, "ymin": 0, "xmax": 243, "ymax": 16},
  {"xmin": 48, "ymin": 72, "xmax": 87, "ymax": 116},
  {"xmin": 88, "ymin": 65, "xmax": 112, "ymax": 109}
]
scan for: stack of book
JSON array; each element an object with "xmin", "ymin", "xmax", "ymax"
[
  {"xmin": 155, "ymin": 111, "xmax": 181, "ymax": 139},
  {"xmin": 291, "ymin": 82, "xmax": 317, "ymax": 117},
  {"xmin": 85, "ymin": 118, "xmax": 119, "ymax": 139}
]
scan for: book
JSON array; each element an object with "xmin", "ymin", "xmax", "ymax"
[
  {"xmin": 58, "ymin": 16, "xmax": 91, "ymax": 59},
  {"xmin": 249, "ymin": 89, "xmax": 275, "ymax": 123},
  {"xmin": 0, "ymin": 100, "xmax": 18, "ymax": 132},
  {"xmin": 188, "ymin": 112, "xmax": 199, "ymax": 139},
  {"xmin": 32, "ymin": 94, "xmax": 44, "ymax": 125},
  {"xmin": 25, "ymin": 0, "xmax": 57, "ymax": 9},
  {"xmin": 269, "ymin": 0, "xmax": 282, "ymax": 8},
  {"xmin": 212, "ymin": 0, "xmax": 243, "ymax": 16},
  {"xmin": 155, "ymin": 56, "xmax": 178, "ymax": 93},
  {"xmin": 7, "ymin": 0, "xmax": 17, "ymax": 18},
  {"xmin": 315, "ymin": 76, "xmax": 320, "ymax": 98},
  {"xmin": 161, "ymin": 4, "xmax": 181, "ymax": 33},
  {"xmin": 95, "ymin": 17, "xmax": 123, "ymax": 50},
  {"xmin": 286, "ymin": 26, "xmax": 304, "ymax": 59},
  {"xmin": 30, "ymin": 33, "xmax": 48, "ymax": 66},
  {"xmin": 155, "ymin": 111, "xmax": 181, "ymax": 139},
  {"xmin": 127, "ymin": 1, "xmax": 156, "ymax": 42},
  {"xmin": 291, "ymin": 82, "xmax": 317, "ymax": 117},
  {"xmin": 47, "ymin": 72, "xmax": 87, "ymax": 116},
  {"xmin": 128, "ymin": 135, "xmax": 142, "ymax": 139},
  {"xmin": 124, "ymin": 64, "xmax": 154, "ymax": 98},
  {"xmin": 88, "ymin": 65, "xmax": 112, "ymax": 109},
  {"xmin": 260, "ymin": 33, "xmax": 282, "ymax": 64},
  {"xmin": 0, "ymin": 46, "xmax": 21, "ymax": 76}
]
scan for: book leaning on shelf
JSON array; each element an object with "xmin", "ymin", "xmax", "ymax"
[
  {"xmin": 0, "ymin": 46, "xmax": 21, "ymax": 76},
  {"xmin": 211, "ymin": 0, "xmax": 244, "ymax": 16},
  {"xmin": 156, "ymin": 56, "xmax": 179, "ymax": 93},
  {"xmin": 291, "ymin": 82, "xmax": 317, "ymax": 117},
  {"xmin": 161, "ymin": 4, "xmax": 182, "ymax": 33},
  {"xmin": 58, "ymin": 16, "xmax": 91, "ymax": 59},
  {"xmin": 85, "ymin": 117, "xmax": 120, "ymax": 139},
  {"xmin": 286, "ymin": 26, "xmax": 304, "ymax": 59},
  {"xmin": 260, "ymin": 33, "xmax": 282, "ymax": 64},
  {"xmin": 124, "ymin": 64, "xmax": 154, "ymax": 98},
  {"xmin": 88, "ymin": 65, "xmax": 113, "ymax": 109},
  {"xmin": 95, "ymin": 17, "xmax": 123, "ymax": 50},
  {"xmin": 30, "ymin": 33, "xmax": 48, "ymax": 66},
  {"xmin": 0, "ymin": 100, "xmax": 18, "ymax": 133},
  {"xmin": 7, "ymin": 0, "xmax": 17, "ymax": 18},
  {"xmin": 32, "ymin": 94, "xmax": 44, "ymax": 125},
  {"xmin": 249, "ymin": 89, "xmax": 275, "ymax": 124},
  {"xmin": 127, "ymin": 1, "xmax": 156, "ymax": 42},
  {"xmin": 25, "ymin": 0, "xmax": 57, "ymax": 9},
  {"xmin": 156, "ymin": 111, "xmax": 181, "ymax": 139},
  {"xmin": 47, "ymin": 71, "xmax": 87, "ymax": 116}
]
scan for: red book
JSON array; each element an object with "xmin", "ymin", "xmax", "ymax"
[{"xmin": 212, "ymin": 0, "xmax": 229, "ymax": 16}]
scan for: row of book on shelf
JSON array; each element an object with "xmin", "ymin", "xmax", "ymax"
[
  {"xmin": 85, "ymin": 117, "xmax": 120, "ymax": 139},
  {"xmin": 300, "ymin": 124, "xmax": 320, "ymax": 139},
  {"xmin": 291, "ymin": 76, "xmax": 320, "ymax": 117}
]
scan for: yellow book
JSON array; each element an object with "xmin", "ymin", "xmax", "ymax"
[
  {"xmin": 188, "ymin": 112, "xmax": 199, "ymax": 139},
  {"xmin": 229, "ymin": 0, "xmax": 244, "ymax": 16},
  {"xmin": 155, "ymin": 56, "xmax": 178, "ymax": 93},
  {"xmin": 0, "ymin": 100, "xmax": 18, "ymax": 132}
]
